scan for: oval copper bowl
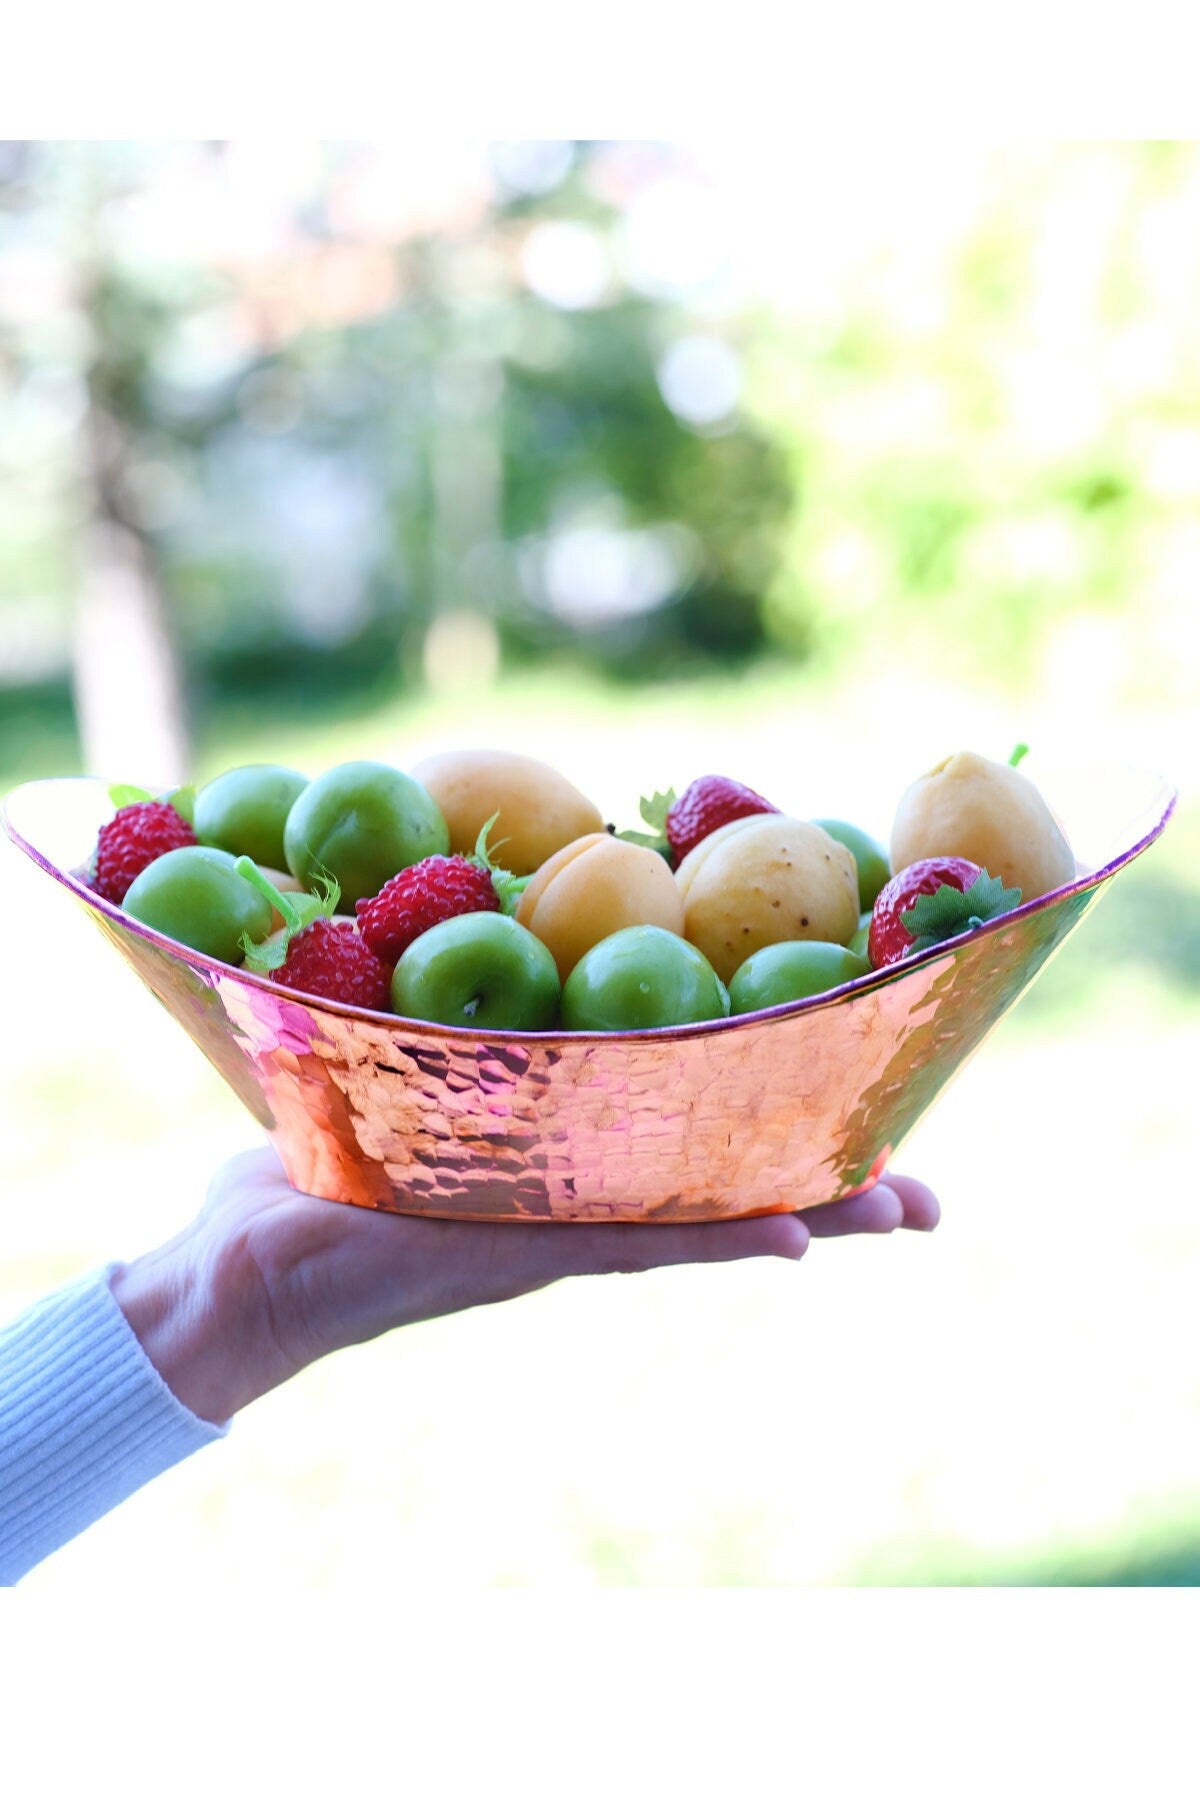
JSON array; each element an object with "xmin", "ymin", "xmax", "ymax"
[{"xmin": 2, "ymin": 771, "xmax": 1176, "ymax": 1223}]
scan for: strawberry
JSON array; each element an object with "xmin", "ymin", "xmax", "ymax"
[
  {"xmin": 233, "ymin": 859, "xmax": 393, "ymax": 1010},
  {"xmin": 356, "ymin": 856, "xmax": 500, "ymax": 964},
  {"xmin": 354, "ymin": 815, "xmax": 525, "ymax": 963},
  {"xmin": 619, "ymin": 776, "xmax": 780, "ymax": 866},
  {"xmin": 269, "ymin": 916, "xmax": 393, "ymax": 1011},
  {"xmin": 93, "ymin": 798, "xmax": 197, "ymax": 903},
  {"xmin": 868, "ymin": 856, "xmax": 1024, "ymax": 969}
]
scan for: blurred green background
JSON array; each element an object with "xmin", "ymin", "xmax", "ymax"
[{"xmin": 1, "ymin": 140, "xmax": 1196, "ymax": 1590}]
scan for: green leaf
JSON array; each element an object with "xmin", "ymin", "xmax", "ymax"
[
  {"xmin": 639, "ymin": 789, "xmax": 675, "ymax": 832},
  {"xmin": 239, "ymin": 928, "xmax": 289, "ymax": 972},
  {"xmin": 615, "ymin": 828, "xmax": 669, "ymax": 849},
  {"xmin": 615, "ymin": 787, "xmax": 675, "ymax": 856},
  {"xmin": 108, "ymin": 783, "xmax": 155, "ymax": 809},
  {"xmin": 494, "ymin": 872, "xmax": 532, "ymax": 916},
  {"xmin": 108, "ymin": 783, "xmax": 195, "ymax": 825},
  {"xmin": 902, "ymin": 868, "xmax": 1024, "ymax": 953},
  {"xmin": 472, "ymin": 812, "xmax": 511, "ymax": 868},
  {"xmin": 161, "ymin": 783, "xmax": 195, "ymax": 825},
  {"xmin": 235, "ymin": 857, "xmax": 340, "ymax": 972}
]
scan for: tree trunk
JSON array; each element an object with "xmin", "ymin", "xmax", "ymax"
[
  {"xmin": 71, "ymin": 511, "xmax": 191, "ymax": 787},
  {"xmin": 71, "ymin": 370, "xmax": 191, "ymax": 787}
]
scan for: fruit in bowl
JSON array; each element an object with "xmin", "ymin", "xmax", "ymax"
[
  {"xmin": 392, "ymin": 911, "xmax": 561, "ymax": 1031},
  {"xmin": 408, "ymin": 748, "xmax": 604, "ymax": 876},
  {"xmin": 675, "ymin": 815, "xmax": 860, "ymax": 985},
  {"xmin": 811, "ymin": 819, "xmax": 892, "ymax": 912},
  {"xmin": 866, "ymin": 857, "xmax": 1024, "ymax": 970},
  {"xmin": 729, "ymin": 941, "xmax": 871, "ymax": 1014},
  {"xmin": 66, "ymin": 746, "xmax": 1092, "ymax": 1015},
  {"xmin": 123, "ymin": 845, "xmax": 275, "ymax": 963},
  {"xmin": 890, "ymin": 747, "xmax": 1075, "ymax": 902},
  {"xmin": 1, "ymin": 745, "xmax": 1176, "ymax": 1224},
  {"xmin": 515, "ymin": 833, "xmax": 685, "ymax": 980},
  {"xmin": 283, "ymin": 760, "xmax": 450, "ymax": 906},
  {"xmin": 561, "ymin": 926, "xmax": 730, "ymax": 1032}
]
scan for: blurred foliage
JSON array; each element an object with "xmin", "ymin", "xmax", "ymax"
[
  {"xmin": 0, "ymin": 139, "xmax": 794, "ymax": 722},
  {"xmin": 2, "ymin": 139, "xmax": 1199, "ymax": 736}
]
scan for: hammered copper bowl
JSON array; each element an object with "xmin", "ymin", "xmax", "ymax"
[{"xmin": 1, "ymin": 771, "xmax": 1176, "ymax": 1223}]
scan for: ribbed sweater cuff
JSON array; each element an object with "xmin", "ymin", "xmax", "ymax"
[{"xmin": 0, "ymin": 1264, "xmax": 229, "ymax": 1585}]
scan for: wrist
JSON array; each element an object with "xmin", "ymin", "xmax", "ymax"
[{"xmin": 109, "ymin": 1220, "xmax": 283, "ymax": 1424}]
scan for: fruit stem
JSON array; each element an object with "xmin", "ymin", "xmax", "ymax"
[
  {"xmin": 473, "ymin": 812, "xmax": 527, "ymax": 912},
  {"xmin": 235, "ymin": 855, "xmax": 301, "ymax": 932},
  {"xmin": 1008, "ymin": 742, "xmax": 1030, "ymax": 767}
]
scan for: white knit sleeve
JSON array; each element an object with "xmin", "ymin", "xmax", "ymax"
[{"xmin": 0, "ymin": 1264, "xmax": 229, "ymax": 1584}]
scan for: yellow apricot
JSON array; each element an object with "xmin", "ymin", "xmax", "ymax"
[
  {"xmin": 516, "ymin": 833, "xmax": 684, "ymax": 980},
  {"xmin": 673, "ymin": 816, "xmax": 764, "ymax": 903},
  {"xmin": 681, "ymin": 816, "xmax": 859, "ymax": 984},
  {"xmin": 513, "ymin": 831, "xmax": 602, "ymax": 918},
  {"xmin": 408, "ymin": 749, "xmax": 604, "ymax": 877},
  {"xmin": 890, "ymin": 751, "xmax": 1075, "ymax": 902}
]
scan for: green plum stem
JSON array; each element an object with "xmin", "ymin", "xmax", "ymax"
[
  {"xmin": 234, "ymin": 855, "xmax": 301, "ymax": 932},
  {"xmin": 1008, "ymin": 742, "xmax": 1030, "ymax": 767}
]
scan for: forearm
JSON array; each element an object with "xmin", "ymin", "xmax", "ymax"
[{"xmin": 0, "ymin": 1265, "xmax": 228, "ymax": 1584}]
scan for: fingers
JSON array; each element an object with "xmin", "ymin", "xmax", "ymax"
[
  {"xmin": 516, "ymin": 1210, "xmax": 811, "ymax": 1285},
  {"xmin": 803, "ymin": 1184, "xmax": 904, "ymax": 1237},
  {"xmin": 516, "ymin": 1176, "xmax": 940, "ymax": 1293},
  {"xmin": 883, "ymin": 1174, "xmax": 941, "ymax": 1232},
  {"xmin": 803, "ymin": 1174, "xmax": 941, "ymax": 1238},
  {"xmin": 202, "ymin": 1145, "xmax": 938, "ymax": 1332},
  {"xmin": 513, "ymin": 1170, "xmax": 940, "ymax": 1289}
]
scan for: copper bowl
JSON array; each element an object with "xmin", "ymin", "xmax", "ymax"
[{"xmin": 1, "ymin": 770, "xmax": 1176, "ymax": 1223}]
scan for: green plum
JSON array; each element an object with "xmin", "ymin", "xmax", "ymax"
[
  {"xmin": 284, "ymin": 760, "xmax": 450, "ymax": 907},
  {"xmin": 123, "ymin": 845, "xmax": 274, "ymax": 963},
  {"xmin": 562, "ymin": 926, "xmax": 730, "ymax": 1032},
  {"xmin": 812, "ymin": 819, "xmax": 891, "ymax": 911},
  {"xmin": 728, "ymin": 940, "xmax": 870, "ymax": 1015},
  {"xmin": 848, "ymin": 912, "xmax": 872, "ymax": 957},
  {"xmin": 194, "ymin": 763, "xmax": 308, "ymax": 870},
  {"xmin": 391, "ymin": 913, "xmax": 560, "ymax": 1031}
]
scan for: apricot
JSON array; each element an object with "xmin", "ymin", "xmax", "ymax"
[
  {"xmin": 408, "ymin": 749, "xmax": 604, "ymax": 877},
  {"xmin": 890, "ymin": 751, "xmax": 1075, "ymax": 902},
  {"xmin": 515, "ymin": 833, "xmax": 685, "ymax": 980},
  {"xmin": 677, "ymin": 816, "xmax": 860, "ymax": 984},
  {"xmin": 673, "ymin": 815, "xmax": 763, "ymax": 903}
]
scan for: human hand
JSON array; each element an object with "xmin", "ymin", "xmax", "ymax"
[{"xmin": 111, "ymin": 1146, "xmax": 940, "ymax": 1425}]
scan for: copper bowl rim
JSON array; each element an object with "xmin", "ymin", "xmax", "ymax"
[{"xmin": 1, "ymin": 773, "xmax": 1178, "ymax": 1047}]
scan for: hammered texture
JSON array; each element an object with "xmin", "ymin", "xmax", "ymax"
[{"xmin": 1, "ymin": 775, "xmax": 1174, "ymax": 1224}]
